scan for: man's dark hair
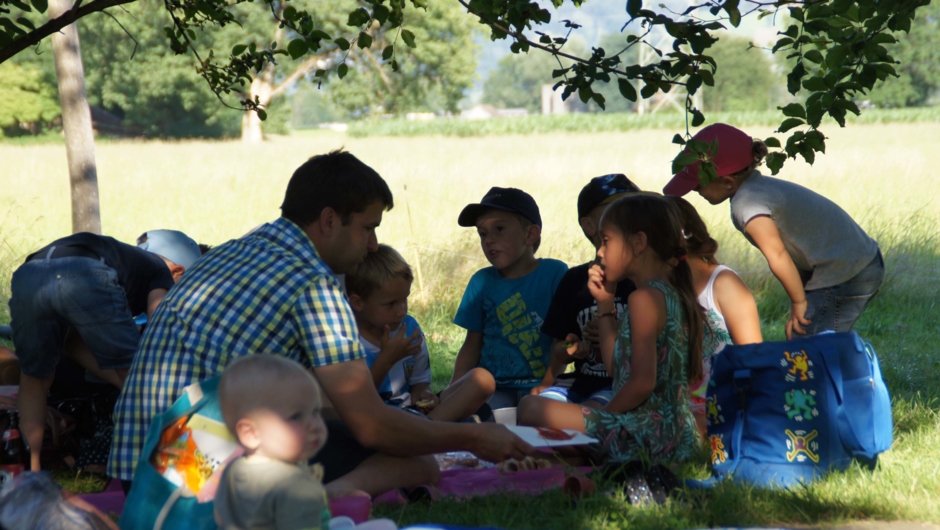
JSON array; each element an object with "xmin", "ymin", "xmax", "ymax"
[{"xmin": 281, "ymin": 150, "xmax": 394, "ymax": 226}]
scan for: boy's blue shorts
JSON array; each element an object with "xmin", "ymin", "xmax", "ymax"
[{"xmin": 539, "ymin": 382, "xmax": 613, "ymax": 406}]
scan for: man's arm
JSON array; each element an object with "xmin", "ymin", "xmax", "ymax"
[
  {"xmin": 744, "ymin": 215, "xmax": 810, "ymax": 339},
  {"xmin": 449, "ymin": 331, "xmax": 482, "ymax": 385},
  {"xmin": 312, "ymin": 359, "xmax": 532, "ymax": 462}
]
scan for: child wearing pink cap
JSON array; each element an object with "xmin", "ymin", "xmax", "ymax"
[{"xmin": 663, "ymin": 123, "xmax": 883, "ymax": 340}]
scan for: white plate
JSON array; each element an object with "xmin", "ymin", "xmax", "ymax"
[{"xmin": 506, "ymin": 425, "xmax": 598, "ymax": 447}]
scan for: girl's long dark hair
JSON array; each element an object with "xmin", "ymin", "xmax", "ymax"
[
  {"xmin": 667, "ymin": 196, "xmax": 719, "ymax": 264},
  {"xmin": 602, "ymin": 193, "xmax": 705, "ymax": 383}
]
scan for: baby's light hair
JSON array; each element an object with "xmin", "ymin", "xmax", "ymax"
[
  {"xmin": 219, "ymin": 355, "xmax": 320, "ymax": 436},
  {"xmin": 346, "ymin": 244, "xmax": 414, "ymax": 299}
]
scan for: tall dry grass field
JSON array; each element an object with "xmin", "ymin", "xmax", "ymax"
[
  {"xmin": 1, "ymin": 123, "xmax": 939, "ymax": 526},
  {"xmin": 2, "ymin": 123, "xmax": 937, "ymax": 326}
]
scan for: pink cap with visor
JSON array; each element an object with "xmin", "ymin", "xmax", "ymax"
[{"xmin": 663, "ymin": 123, "xmax": 754, "ymax": 197}]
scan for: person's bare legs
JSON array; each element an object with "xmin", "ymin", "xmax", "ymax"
[
  {"xmin": 325, "ymin": 454, "xmax": 440, "ymax": 498},
  {"xmin": 516, "ymin": 395, "xmax": 588, "ymax": 432},
  {"xmin": 429, "ymin": 368, "xmax": 495, "ymax": 422},
  {"xmin": 17, "ymin": 373, "xmax": 54, "ymax": 470},
  {"xmin": 64, "ymin": 329, "xmax": 126, "ymax": 388}
]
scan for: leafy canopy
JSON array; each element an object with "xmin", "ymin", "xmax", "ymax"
[{"xmin": 0, "ymin": 0, "xmax": 931, "ymax": 177}]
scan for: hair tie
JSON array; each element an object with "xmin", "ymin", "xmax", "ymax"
[
  {"xmin": 677, "ymin": 254, "xmax": 687, "ymax": 261},
  {"xmin": 675, "ymin": 247, "xmax": 688, "ymax": 261}
]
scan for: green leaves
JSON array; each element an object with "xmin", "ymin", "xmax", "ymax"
[
  {"xmin": 765, "ymin": 152, "xmax": 786, "ymax": 175},
  {"xmin": 358, "ymin": 32, "xmax": 373, "ymax": 48},
  {"xmin": 347, "ymin": 8, "xmax": 371, "ymax": 27},
  {"xmin": 617, "ymin": 78, "xmax": 637, "ymax": 102},
  {"xmin": 787, "ymin": 61, "xmax": 806, "ymax": 96},
  {"xmin": 671, "ymin": 150, "xmax": 700, "ymax": 175},
  {"xmin": 337, "ymin": 63, "xmax": 349, "ymax": 79},
  {"xmin": 287, "ymin": 38, "xmax": 308, "ymax": 60},
  {"xmin": 777, "ymin": 118, "xmax": 805, "ymax": 133},
  {"xmin": 825, "ymin": 44, "xmax": 849, "ymax": 70},
  {"xmin": 779, "ymin": 103, "xmax": 806, "ymax": 120},
  {"xmin": 401, "ymin": 29, "xmax": 416, "ymax": 48},
  {"xmin": 723, "ymin": 0, "xmax": 741, "ymax": 27},
  {"xmin": 626, "ymin": 0, "xmax": 642, "ymax": 18},
  {"xmin": 804, "ymin": 50, "xmax": 824, "ymax": 64}
]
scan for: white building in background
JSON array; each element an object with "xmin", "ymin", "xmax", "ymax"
[
  {"xmin": 405, "ymin": 112, "xmax": 436, "ymax": 121},
  {"xmin": 541, "ymin": 84, "xmax": 567, "ymax": 115},
  {"xmin": 460, "ymin": 105, "xmax": 529, "ymax": 120}
]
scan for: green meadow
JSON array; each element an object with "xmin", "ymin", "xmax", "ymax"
[{"xmin": 1, "ymin": 121, "xmax": 938, "ymax": 527}]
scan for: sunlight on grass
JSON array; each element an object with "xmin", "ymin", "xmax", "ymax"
[{"xmin": 2, "ymin": 122, "xmax": 938, "ymax": 525}]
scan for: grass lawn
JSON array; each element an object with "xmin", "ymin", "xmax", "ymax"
[{"xmin": 1, "ymin": 122, "xmax": 938, "ymax": 528}]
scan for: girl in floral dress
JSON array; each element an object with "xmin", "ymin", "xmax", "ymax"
[{"xmin": 517, "ymin": 193, "xmax": 705, "ymax": 465}]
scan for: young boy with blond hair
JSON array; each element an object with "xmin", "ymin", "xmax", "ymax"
[
  {"xmin": 452, "ymin": 187, "xmax": 568, "ymax": 410},
  {"xmin": 347, "ymin": 244, "xmax": 494, "ymax": 422},
  {"xmin": 215, "ymin": 355, "xmax": 330, "ymax": 530}
]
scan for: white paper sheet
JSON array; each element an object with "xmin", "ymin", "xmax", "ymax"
[{"xmin": 506, "ymin": 425, "xmax": 598, "ymax": 447}]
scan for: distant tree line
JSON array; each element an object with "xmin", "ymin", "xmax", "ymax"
[
  {"xmin": 0, "ymin": 0, "xmax": 478, "ymax": 138},
  {"xmin": 1, "ymin": 1, "xmax": 937, "ymax": 139}
]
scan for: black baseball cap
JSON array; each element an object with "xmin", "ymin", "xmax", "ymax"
[
  {"xmin": 577, "ymin": 174, "xmax": 641, "ymax": 219},
  {"xmin": 458, "ymin": 187, "xmax": 542, "ymax": 228}
]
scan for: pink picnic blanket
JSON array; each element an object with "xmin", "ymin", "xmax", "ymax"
[
  {"xmin": 78, "ymin": 466, "xmax": 595, "ymax": 518},
  {"xmin": 374, "ymin": 466, "xmax": 595, "ymax": 504}
]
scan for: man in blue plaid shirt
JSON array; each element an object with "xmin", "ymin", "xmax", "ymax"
[{"xmin": 109, "ymin": 150, "xmax": 532, "ymax": 495}]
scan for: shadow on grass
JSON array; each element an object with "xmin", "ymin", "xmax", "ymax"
[{"xmin": 375, "ymin": 466, "xmax": 909, "ymax": 530}]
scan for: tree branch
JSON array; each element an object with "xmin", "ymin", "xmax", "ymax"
[
  {"xmin": 358, "ymin": 46, "xmax": 393, "ymax": 93},
  {"xmin": 270, "ymin": 53, "xmax": 325, "ymax": 100},
  {"xmin": 453, "ymin": 0, "xmax": 677, "ymax": 86},
  {"xmin": 0, "ymin": 0, "xmax": 138, "ymax": 64}
]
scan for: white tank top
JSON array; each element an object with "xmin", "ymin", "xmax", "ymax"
[{"xmin": 690, "ymin": 264, "xmax": 737, "ymax": 409}]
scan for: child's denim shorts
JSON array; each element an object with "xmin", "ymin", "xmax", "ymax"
[
  {"xmin": 9, "ymin": 255, "xmax": 140, "ymax": 378},
  {"xmin": 804, "ymin": 249, "xmax": 885, "ymax": 335}
]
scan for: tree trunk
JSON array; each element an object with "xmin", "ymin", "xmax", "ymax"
[
  {"xmin": 49, "ymin": 0, "xmax": 100, "ymax": 234},
  {"xmin": 240, "ymin": 71, "xmax": 274, "ymax": 144}
]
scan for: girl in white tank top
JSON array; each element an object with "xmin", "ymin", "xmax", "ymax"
[{"xmin": 667, "ymin": 197, "xmax": 763, "ymax": 437}]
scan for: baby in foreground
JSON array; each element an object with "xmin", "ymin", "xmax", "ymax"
[{"xmin": 215, "ymin": 355, "xmax": 331, "ymax": 530}]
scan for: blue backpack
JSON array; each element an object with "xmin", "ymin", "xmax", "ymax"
[{"xmin": 705, "ymin": 331, "xmax": 893, "ymax": 487}]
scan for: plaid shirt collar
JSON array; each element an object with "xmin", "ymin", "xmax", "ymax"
[{"xmin": 251, "ymin": 217, "xmax": 337, "ymax": 280}]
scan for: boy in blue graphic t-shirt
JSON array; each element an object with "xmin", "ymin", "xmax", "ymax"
[{"xmin": 451, "ymin": 187, "xmax": 568, "ymax": 410}]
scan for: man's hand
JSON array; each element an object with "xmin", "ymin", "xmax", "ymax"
[
  {"xmin": 786, "ymin": 299, "xmax": 811, "ymax": 340},
  {"xmin": 379, "ymin": 325, "xmax": 422, "ymax": 364},
  {"xmin": 469, "ymin": 423, "xmax": 535, "ymax": 463}
]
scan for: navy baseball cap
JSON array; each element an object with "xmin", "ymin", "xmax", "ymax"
[
  {"xmin": 458, "ymin": 187, "xmax": 542, "ymax": 228},
  {"xmin": 577, "ymin": 174, "xmax": 641, "ymax": 219}
]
